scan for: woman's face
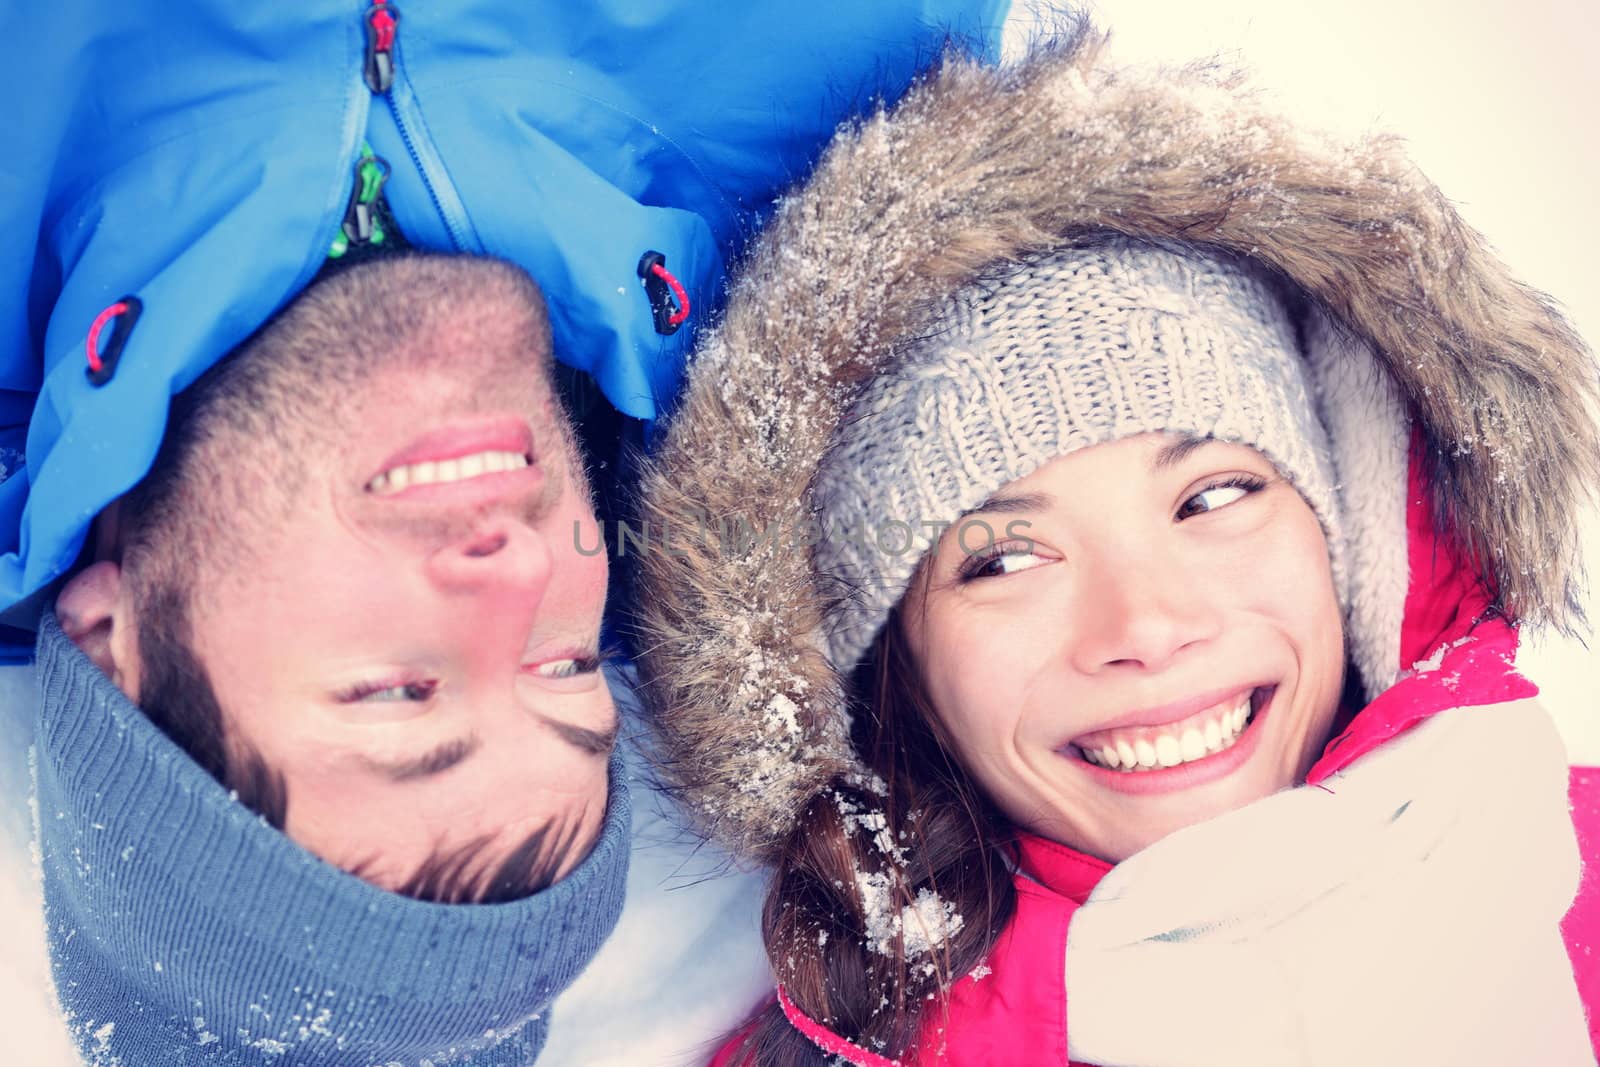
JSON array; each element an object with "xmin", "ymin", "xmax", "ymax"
[{"xmin": 901, "ymin": 433, "xmax": 1346, "ymax": 863}]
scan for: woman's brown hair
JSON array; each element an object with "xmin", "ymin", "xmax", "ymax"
[{"xmin": 723, "ymin": 604, "xmax": 1020, "ymax": 1064}]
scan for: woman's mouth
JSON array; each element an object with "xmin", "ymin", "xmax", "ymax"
[{"xmin": 1070, "ymin": 687, "xmax": 1273, "ymax": 773}]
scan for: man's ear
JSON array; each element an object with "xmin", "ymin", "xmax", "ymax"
[{"xmin": 57, "ymin": 559, "xmax": 141, "ymax": 700}]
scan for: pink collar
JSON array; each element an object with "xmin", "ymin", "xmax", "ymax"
[
  {"xmin": 775, "ymin": 984, "xmax": 903, "ymax": 1066},
  {"xmin": 1013, "ymin": 833, "xmax": 1113, "ymax": 905}
]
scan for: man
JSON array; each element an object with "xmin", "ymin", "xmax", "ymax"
[
  {"xmin": 33, "ymin": 252, "xmax": 633, "ymax": 1063},
  {"xmin": 0, "ymin": 1, "xmax": 1015, "ymax": 1062},
  {"xmin": 22, "ymin": 251, "xmax": 775, "ymax": 1067},
  {"xmin": 55, "ymin": 254, "xmax": 618, "ymax": 906}
]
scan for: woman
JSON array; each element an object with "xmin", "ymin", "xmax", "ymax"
[{"xmin": 634, "ymin": 28, "xmax": 1600, "ymax": 1065}]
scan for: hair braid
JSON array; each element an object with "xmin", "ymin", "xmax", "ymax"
[{"xmin": 723, "ymin": 612, "xmax": 1018, "ymax": 1065}]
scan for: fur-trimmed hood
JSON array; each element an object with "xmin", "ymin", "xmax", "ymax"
[{"xmin": 633, "ymin": 30, "xmax": 1598, "ymax": 863}]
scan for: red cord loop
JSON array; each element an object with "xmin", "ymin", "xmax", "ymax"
[
  {"xmin": 649, "ymin": 262, "xmax": 691, "ymax": 326},
  {"xmin": 84, "ymin": 296, "xmax": 143, "ymax": 385},
  {"xmin": 636, "ymin": 251, "xmax": 690, "ymax": 335},
  {"xmin": 85, "ymin": 301, "xmax": 129, "ymax": 376}
]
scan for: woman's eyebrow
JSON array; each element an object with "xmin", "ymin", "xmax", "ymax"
[
  {"xmin": 959, "ymin": 492, "xmax": 1053, "ymax": 518},
  {"xmin": 1153, "ymin": 433, "xmax": 1213, "ymax": 470},
  {"xmin": 367, "ymin": 735, "xmax": 481, "ymax": 783}
]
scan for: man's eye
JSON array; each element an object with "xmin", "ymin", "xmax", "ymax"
[
  {"xmin": 958, "ymin": 544, "xmax": 1050, "ymax": 582},
  {"xmin": 534, "ymin": 656, "xmax": 601, "ymax": 680},
  {"xmin": 339, "ymin": 679, "xmax": 437, "ymax": 703},
  {"xmin": 1176, "ymin": 475, "xmax": 1268, "ymax": 519}
]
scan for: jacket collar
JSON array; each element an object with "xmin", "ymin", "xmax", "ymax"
[{"xmin": 1015, "ymin": 833, "xmax": 1113, "ymax": 905}]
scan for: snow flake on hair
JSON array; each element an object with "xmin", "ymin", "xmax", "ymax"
[
  {"xmin": 854, "ymin": 870, "xmax": 965, "ymax": 964},
  {"xmin": 834, "ymin": 790, "xmax": 907, "ymax": 865}
]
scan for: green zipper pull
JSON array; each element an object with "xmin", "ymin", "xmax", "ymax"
[{"xmin": 329, "ymin": 145, "xmax": 390, "ymax": 259}]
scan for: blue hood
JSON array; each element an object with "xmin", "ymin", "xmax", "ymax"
[{"xmin": 0, "ymin": 0, "xmax": 1006, "ymax": 654}]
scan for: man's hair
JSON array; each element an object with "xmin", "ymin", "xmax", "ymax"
[{"xmin": 118, "ymin": 252, "xmax": 592, "ymax": 904}]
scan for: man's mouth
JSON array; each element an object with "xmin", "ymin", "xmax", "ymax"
[
  {"xmin": 364, "ymin": 415, "xmax": 539, "ymax": 497},
  {"xmin": 365, "ymin": 450, "xmax": 531, "ymax": 495},
  {"xmin": 1069, "ymin": 687, "xmax": 1272, "ymax": 773}
]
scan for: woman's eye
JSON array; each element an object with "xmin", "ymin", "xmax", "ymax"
[
  {"xmin": 535, "ymin": 656, "xmax": 601, "ymax": 680},
  {"xmin": 959, "ymin": 545, "xmax": 1050, "ymax": 581},
  {"xmin": 1176, "ymin": 475, "xmax": 1267, "ymax": 519},
  {"xmin": 341, "ymin": 679, "xmax": 437, "ymax": 703}
]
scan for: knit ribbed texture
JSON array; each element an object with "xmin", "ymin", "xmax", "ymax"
[
  {"xmin": 816, "ymin": 240, "xmax": 1345, "ymax": 672},
  {"xmin": 33, "ymin": 612, "xmax": 630, "ymax": 1066}
]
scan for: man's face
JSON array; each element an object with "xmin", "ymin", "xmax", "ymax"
[{"xmin": 168, "ymin": 273, "xmax": 615, "ymax": 896}]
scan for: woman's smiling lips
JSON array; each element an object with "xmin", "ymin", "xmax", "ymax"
[{"xmin": 1059, "ymin": 685, "xmax": 1278, "ymax": 795}]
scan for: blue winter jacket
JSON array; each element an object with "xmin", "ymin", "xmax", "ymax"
[{"xmin": 0, "ymin": 0, "xmax": 1006, "ymax": 659}]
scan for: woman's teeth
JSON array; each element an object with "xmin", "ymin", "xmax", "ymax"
[
  {"xmin": 1079, "ymin": 692, "xmax": 1254, "ymax": 772},
  {"xmin": 366, "ymin": 450, "xmax": 530, "ymax": 494}
]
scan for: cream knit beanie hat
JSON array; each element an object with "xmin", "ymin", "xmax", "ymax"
[{"xmin": 815, "ymin": 238, "xmax": 1345, "ymax": 673}]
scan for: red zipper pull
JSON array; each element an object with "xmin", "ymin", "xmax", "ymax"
[{"xmin": 363, "ymin": 0, "xmax": 400, "ymax": 92}]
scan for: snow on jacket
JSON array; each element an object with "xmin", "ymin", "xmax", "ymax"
[
  {"xmin": 0, "ymin": 0, "xmax": 1008, "ymax": 657},
  {"xmin": 632, "ymin": 30, "xmax": 1600, "ymax": 1063}
]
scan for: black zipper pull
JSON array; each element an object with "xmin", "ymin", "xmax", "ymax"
[{"xmin": 363, "ymin": 0, "xmax": 400, "ymax": 93}]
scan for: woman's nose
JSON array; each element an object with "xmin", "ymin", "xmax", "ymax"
[
  {"xmin": 1069, "ymin": 548, "xmax": 1221, "ymax": 674},
  {"xmin": 424, "ymin": 517, "xmax": 554, "ymax": 608}
]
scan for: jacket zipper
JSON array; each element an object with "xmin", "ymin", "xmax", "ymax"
[{"xmin": 359, "ymin": 0, "xmax": 483, "ymax": 253}]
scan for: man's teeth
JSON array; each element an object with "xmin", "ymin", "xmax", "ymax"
[
  {"xmin": 1080, "ymin": 693, "xmax": 1254, "ymax": 772},
  {"xmin": 366, "ymin": 450, "xmax": 529, "ymax": 494}
]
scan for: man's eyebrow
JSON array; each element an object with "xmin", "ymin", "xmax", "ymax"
[
  {"xmin": 1153, "ymin": 433, "xmax": 1213, "ymax": 471},
  {"xmin": 539, "ymin": 716, "xmax": 619, "ymax": 758},
  {"xmin": 958, "ymin": 492, "xmax": 1053, "ymax": 518},
  {"xmin": 367, "ymin": 735, "xmax": 481, "ymax": 783}
]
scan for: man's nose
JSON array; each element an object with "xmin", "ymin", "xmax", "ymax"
[
  {"xmin": 1069, "ymin": 546, "xmax": 1221, "ymax": 674},
  {"xmin": 424, "ymin": 517, "xmax": 554, "ymax": 606}
]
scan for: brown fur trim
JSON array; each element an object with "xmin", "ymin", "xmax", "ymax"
[{"xmin": 634, "ymin": 33, "xmax": 1598, "ymax": 861}]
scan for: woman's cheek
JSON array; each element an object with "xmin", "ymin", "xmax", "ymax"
[{"xmin": 927, "ymin": 608, "xmax": 1052, "ymax": 751}]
